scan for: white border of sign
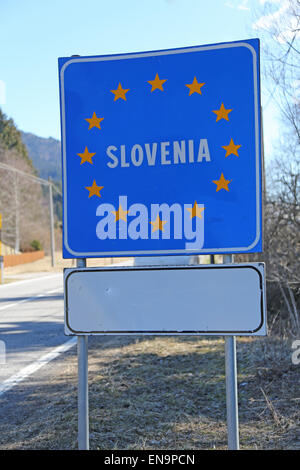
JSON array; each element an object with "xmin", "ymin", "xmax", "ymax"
[
  {"xmin": 64, "ymin": 263, "xmax": 267, "ymax": 336},
  {"xmin": 60, "ymin": 41, "xmax": 261, "ymax": 257}
]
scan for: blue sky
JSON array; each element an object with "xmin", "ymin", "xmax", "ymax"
[{"xmin": 0, "ymin": 0, "xmax": 279, "ymax": 159}]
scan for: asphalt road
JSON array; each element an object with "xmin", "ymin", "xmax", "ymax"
[{"xmin": 0, "ymin": 273, "xmax": 74, "ymax": 387}]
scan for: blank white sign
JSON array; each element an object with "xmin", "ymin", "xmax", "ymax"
[{"xmin": 64, "ymin": 263, "xmax": 266, "ymax": 336}]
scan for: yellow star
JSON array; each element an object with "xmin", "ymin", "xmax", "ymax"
[
  {"xmin": 110, "ymin": 82, "xmax": 130, "ymax": 101},
  {"xmin": 185, "ymin": 77, "xmax": 205, "ymax": 96},
  {"xmin": 213, "ymin": 103, "xmax": 232, "ymax": 122},
  {"xmin": 149, "ymin": 214, "xmax": 167, "ymax": 232},
  {"xmin": 111, "ymin": 204, "xmax": 129, "ymax": 222},
  {"xmin": 77, "ymin": 147, "xmax": 96, "ymax": 165},
  {"xmin": 147, "ymin": 73, "xmax": 167, "ymax": 92},
  {"xmin": 85, "ymin": 180, "xmax": 104, "ymax": 198},
  {"xmin": 85, "ymin": 112, "xmax": 104, "ymax": 130},
  {"xmin": 213, "ymin": 173, "xmax": 232, "ymax": 192},
  {"xmin": 222, "ymin": 138, "xmax": 242, "ymax": 157},
  {"xmin": 186, "ymin": 201, "xmax": 205, "ymax": 219}
]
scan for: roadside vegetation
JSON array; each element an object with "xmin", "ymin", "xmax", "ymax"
[
  {"xmin": 0, "ymin": 335, "xmax": 299, "ymax": 450},
  {"xmin": 0, "ymin": 1, "xmax": 299, "ymax": 451}
]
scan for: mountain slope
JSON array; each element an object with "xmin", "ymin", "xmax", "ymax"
[
  {"xmin": 0, "ymin": 110, "xmax": 53, "ymax": 251},
  {"xmin": 21, "ymin": 131, "xmax": 61, "ymax": 182},
  {"xmin": 0, "ymin": 109, "xmax": 34, "ymax": 169}
]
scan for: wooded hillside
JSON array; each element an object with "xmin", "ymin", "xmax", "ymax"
[{"xmin": 0, "ymin": 109, "xmax": 51, "ymax": 253}]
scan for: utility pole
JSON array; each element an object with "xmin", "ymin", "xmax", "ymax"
[
  {"xmin": 0, "ymin": 214, "xmax": 3, "ymax": 284},
  {"xmin": 49, "ymin": 178, "xmax": 55, "ymax": 267},
  {"xmin": 0, "ymin": 162, "xmax": 60, "ymax": 267},
  {"xmin": 14, "ymin": 173, "xmax": 20, "ymax": 253}
]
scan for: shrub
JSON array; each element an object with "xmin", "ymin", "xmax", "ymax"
[{"xmin": 30, "ymin": 239, "xmax": 42, "ymax": 251}]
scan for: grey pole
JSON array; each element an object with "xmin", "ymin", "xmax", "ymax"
[
  {"xmin": 225, "ymin": 335, "xmax": 239, "ymax": 450},
  {"xmin": 14, "ymin": 173, "xmax": 20, "ymax": 253},
  {"xmin": 0, "ymin": 215, "xmax": 3, "ymax": 284},
  {"xmin": 0, "ymin": 256, "xmax": 3, "ymax": 284},
  {"xmin": 77, "ymin": 258, "xmax": 89, "ymax": 450},
  {"xmin": 223, "ymin": 254, "xmax": 239, "ymax": 450},
  {"xmin": 49, "ymin": 182, "xmax": 55, "ymax": 267},
  {"xmin": 134, "ymin": 255, "xmax": 192, "ymax": 267}
]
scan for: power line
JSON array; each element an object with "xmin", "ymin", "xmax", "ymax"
[
  {"xmin": 0, "ymin": 161, "xmax": 51, "ymax": 186},
  {"xmin": 0, "ymin": 161, "xmax": 62, "ymax": 196},
  {"xmin": 0, "ymin": 161, "xmax": 58, "ymax": 266}
]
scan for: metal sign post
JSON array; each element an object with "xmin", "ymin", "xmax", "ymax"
[
  {"xmin": 224, "ymin": 253, "xmax": 239, "ymax": 450},
  {"xmin": 225, "ymin": 335, "xmax": 239, "ymax": 450},
  {"xmin": 58, "ymin": 39, "xmax": 265, "ymax": 450},
  {"xmin": 66, "ymin": 260, "xmax": 266, "ymax": 449},
  {"xmin": 76, "ymin": 258, "xmax": 89, "ymax": 450}
]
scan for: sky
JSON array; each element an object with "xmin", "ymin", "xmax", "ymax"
[{"xmin": 0, "ymin": 0, "xmax": 280, "ymax": 159}]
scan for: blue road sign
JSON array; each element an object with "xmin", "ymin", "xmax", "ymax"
[{"xmin": 59, "ymin": 39, "xmax": 262, "ymax": 258}]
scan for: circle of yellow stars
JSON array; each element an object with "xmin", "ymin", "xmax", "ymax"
[{"xmin": 75, "ymin": 72, "xmax": 243, "ymax": 232}]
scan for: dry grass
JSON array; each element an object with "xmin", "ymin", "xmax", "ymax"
[
  {"xmin": 1, "ymin": 254, "xmax": 299, "ymax": 449},
  {"xmin": 0, "ymin": 335, "xmax": 299, "ymax": 450}
]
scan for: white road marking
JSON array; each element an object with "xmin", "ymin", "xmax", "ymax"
[
  {"xmin": 0, "ymin": 337, "xmax": 77, "ymax": 397},
  {"xmin": 0, "ymin": 273, "xmax": 62, "ymax": 289},
  {"xmin": 46, "ymin": 288, "xmax": 63, "ymax": 294},
  {"xmin": 0, "ymin": 262, "xmax": 133, "ymax": 397},
  {"xmin": 0, "ymin": 288, "xmax": 62, "ymax": 311}
]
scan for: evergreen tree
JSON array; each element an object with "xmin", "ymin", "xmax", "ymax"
[{"xmin": 0, "ymin": 108, "xmax": 35, "ymax": 171}]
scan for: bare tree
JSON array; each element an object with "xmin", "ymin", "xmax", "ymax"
[
  {"xmin": 255, "ymin": 0, "xmax": 300, "ymax": 142},
  {"xmin": 0, "ymin": 145, "xmax": 50, "ymax": 253},
  {"xmin": 253, "ymin": 1, "xmax": 300, "ymax": 335}
]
